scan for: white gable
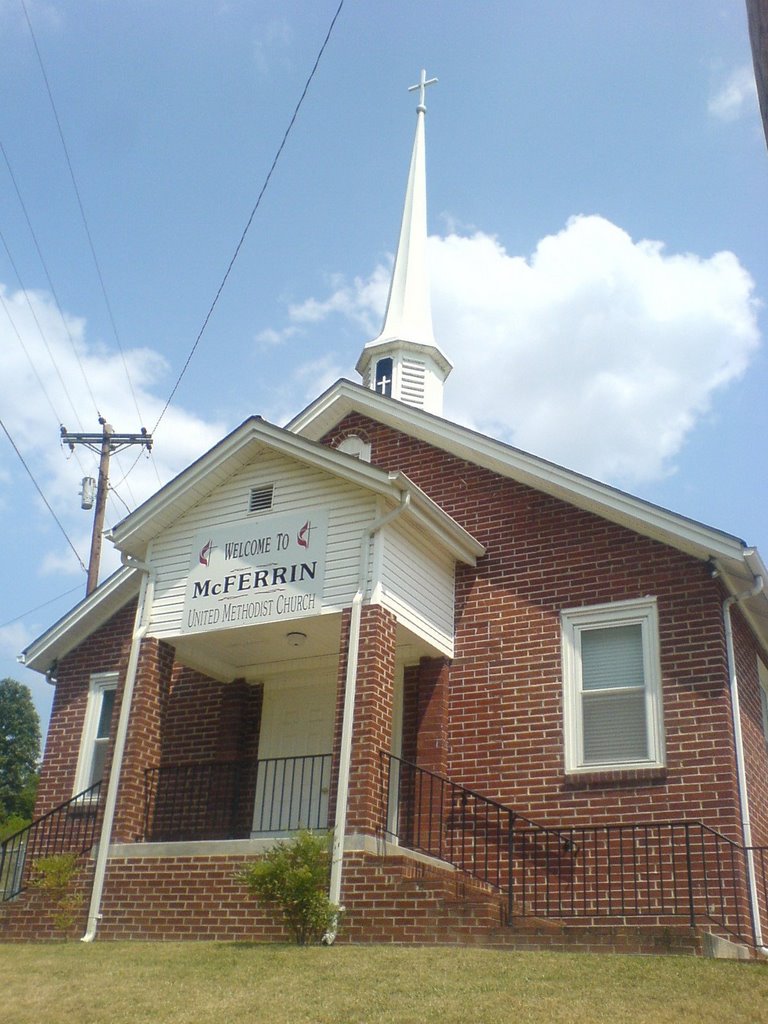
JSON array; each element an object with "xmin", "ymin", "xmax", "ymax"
[{"xmin": 22, "ymin": 419, "xmax": 483, "ymax": 677}]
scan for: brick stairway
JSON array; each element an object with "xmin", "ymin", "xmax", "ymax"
[{"xmin": 339, "ymin": 852, "xmax": 707, "ymax": 955}]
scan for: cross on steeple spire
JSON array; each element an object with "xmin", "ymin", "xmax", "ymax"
[
  {"xmin": 408, "ymin": 68, "xmax": 438, "ymax": 112},
  {"xmin": 356, "ymin": 70, "xmax": 452, "ymax": 415}
]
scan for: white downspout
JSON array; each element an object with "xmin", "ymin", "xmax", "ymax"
[
  {"xmin": 721, "ymin": 555, "xmax": 766, "ymax": 953},
  {"xmin": 323, "ymin": 489, "xmax": 411, "ymax": 944},
  {"xmin": 81, "ymin": 555, "xmax": 155, "ymax": 942}
]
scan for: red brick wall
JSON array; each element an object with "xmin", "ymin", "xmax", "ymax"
[
  {"xmin": 148, "ymin": 672, "xmax": 264, "ymax": 841},
  {"xmin": 0, "ymin": 854, "xmax": 94, "ymax": 941},
  {"xmin": 35, "ymin": 599, "xmax": 138, "ymax": 815},
  {"xmin": 1, "ymin": 847, "xmax": 702, "ymax": 953},
  {"xmin": 401, "ymin": 664, "xmax": 419, "ymax": 765},
  {"xmin": 414, "ymin": 657, "xmax": 450, "ymax": 777},
  {"xmin": 333, "ymin": 604, "xmax": 397, "ymax": 836},
  {"xmin": 113, "ymin": 637, "xmax": 175, "ymax": 842},
  {"xmin": 97, "ymin": 854, "xmax": 287, "ymax": 941},
  {"xmin": 324, "ymin": 413, "xmax": 746, "ymax": 841},
  {"xmin": 159, "ymin": 671, "xmax": 262, "ymax": 765},
  {"xmin": 37, "ymin": 601, "xmax": 264, "ymax": 833}
]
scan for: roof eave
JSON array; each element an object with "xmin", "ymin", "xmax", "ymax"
[
  {"xmin": 21, "ymin": 566, "xmax": 141, "ymax": 676},
  {"xmin": 287, "ymin": 380, "xmax": 750, "ymax": 567}
]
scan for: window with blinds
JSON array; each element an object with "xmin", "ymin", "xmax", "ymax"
[
  {"xmin": 89, "ymin": 686, "xmax": 116, "ymax": 785},
  {"xmin": 561, "ymin": 598, "xmax": 664, "ymax": 772},
  {"xmin": 74, "ymin": 672, "xmax": 118, "ymax": 794}
]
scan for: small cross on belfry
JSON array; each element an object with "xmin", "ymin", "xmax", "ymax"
[
  {"xmin": 375, "ymin": 372, "xmax": 391, "ymax": 395},
  {"xmin": 408, "ymin": 68, "xmax": 438, "ymax": 111}
]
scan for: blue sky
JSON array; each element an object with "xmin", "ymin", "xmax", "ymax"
[{"xmin": 0, "ymin": 0, "xmax": 766, "ymax": 739}]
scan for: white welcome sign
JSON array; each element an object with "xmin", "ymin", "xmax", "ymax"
[{"xmin": 182, "ymin": 510, "xmax": 328, "ymax": 634}]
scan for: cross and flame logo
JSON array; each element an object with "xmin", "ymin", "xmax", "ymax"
[{"xmin": 297, "ymin": 520, "xmax": 314, "ymax": 549}]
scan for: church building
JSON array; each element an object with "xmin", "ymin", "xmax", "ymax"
[{"xmin": 3, "ymin": 73, "xmax": 768, "ymax": 955}]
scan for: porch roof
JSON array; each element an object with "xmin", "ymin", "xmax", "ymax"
[
  {"xmin": 21, "ymin": 417, "xmax": 485, "ymax": 676},
  {"xmin": 107, "ymin": 415, "xmax": 484, "ymax": 567}
]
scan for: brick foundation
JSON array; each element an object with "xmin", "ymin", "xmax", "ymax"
[{"xmin": 0, "ymin": 845, "xmax": 709, "ymax": 955}]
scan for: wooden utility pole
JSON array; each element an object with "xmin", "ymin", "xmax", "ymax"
[{"xmin": 61, "ymin": 417, "xmax": 152, "ymax": 595}]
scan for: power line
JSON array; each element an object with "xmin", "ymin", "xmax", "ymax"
[
  {"xmin": 0, "ymin": 415, "xmax": 87, "ymax": 573},
  {"xmin": 0, "ymin": 223, "xmax": 87, "ymax": 432},
  {"xmin": 0, "ymin": 283, "xmax": 94, "ymax": 480},
  {"xmin": 107, "ymin": 449, "xmax": 141, "ymax": 509},
  {"xmin": 152, "ymin": 0, "xmax": 346, "ymax": 434},
  {"xmin": 0, "ymin": 140, "xmax": 102, "ymax": 420},
  {"xmin": 108, "ymin": 483, "xmax": 132, "ymax": 516},
  {"xmin": 20, "ymin": 0, "xmax": 145, "ymax": 427},
  {"xmin": 0, "ymin": 287, "xmax": 65, "ymax": 427},
  {"xmin": 0, "ymin": 584, "xmax": 84, "ymax": 631}
]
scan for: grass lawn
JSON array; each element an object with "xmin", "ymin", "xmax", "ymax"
[{"xmin": 1, "ymin": 943, "xmax": 766, "ymax": 1024}]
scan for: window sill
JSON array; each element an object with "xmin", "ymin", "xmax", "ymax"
[
  {"xmin": 68, "ymin": 794, "xmax": 102, "ymax": 815},
  {"xmin": 564, "ymin": 765, "xmax": 667, "ymax": 789}
]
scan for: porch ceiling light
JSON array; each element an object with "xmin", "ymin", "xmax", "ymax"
[{"xmin": 286, "ymin": 631, "xmax": 307, "ymax": 648}]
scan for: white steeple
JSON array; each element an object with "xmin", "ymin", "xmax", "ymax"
[{"xmin": 356, "ymin": 69, "xmax": 452, "ymax": 415}]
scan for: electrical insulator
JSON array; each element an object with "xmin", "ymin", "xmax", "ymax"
[{"xmin": 80, "ymin": 476, "xmax": 96, "ymax": 510}]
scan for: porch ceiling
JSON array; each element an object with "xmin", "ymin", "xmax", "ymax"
[
  {"xmin": 168, "ymin": 611, "xmax": 344, "ymax": 683},
  {"xmin": 160, "ymin": 612, "xmax": 445, "ymax": 684}
]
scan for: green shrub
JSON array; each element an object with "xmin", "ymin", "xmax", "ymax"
[
  {"xmin": 236, "ymin": 829, "xmax": 339, "ymax": 945},
  {"xmin": 30, "ymin": 852, "xmax": 84, "ymax": 935}
]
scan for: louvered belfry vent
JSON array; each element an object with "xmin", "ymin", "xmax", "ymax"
[{"xmin": 249, "ymin": 484, "xmax": 274, "ymax": 513}]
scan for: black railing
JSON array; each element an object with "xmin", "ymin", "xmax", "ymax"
[
  {"xmin": 383, "ymin": 754, "xmax": 768, "ymax": 948},
  {"xmin": 384, "ymin": 753, "xmax": 553, "ymax": 902},
  {"xmin": 513, "ymin": 820, "xmax": 760, "ymax": 944},
  {"xmin": 0, "ymin": 782, "xmax": 102, "ymax": 901},
  {"xmin": 143, "ymin": 754, "xmax": 332, "ymax": 842}
]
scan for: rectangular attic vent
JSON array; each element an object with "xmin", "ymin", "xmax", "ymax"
[{"xmin": 249, "ymin": 484, "xmax": 274, "ymax": 513}]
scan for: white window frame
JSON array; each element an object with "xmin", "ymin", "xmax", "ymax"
[
  {"xmin": 561, "ymin": 597, "xmax": 665, "ymax": 773},
  {"xmin": 758, "ymin": 658, "xmax": 768, "ymax": 749},
  {"xmin": 73, "ymin": 671, "xmax": 118, "ymax": 794}
]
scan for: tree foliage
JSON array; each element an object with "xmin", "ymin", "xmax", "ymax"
[
  {"xmin": 237, "ymin": 829, "xmax": 339, "ymax": 945},
  {"xmin": 0, "ymin": 677, "xmax": 41, "ymax": 823}
]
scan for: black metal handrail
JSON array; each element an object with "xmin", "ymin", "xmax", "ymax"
[
  {"xmin": 0, "ymin": 782, "xmax": 102, "ymax": 902},
  {"xmin": 383, "ymin": 752, "xmax": 572, "ymax": 913},
  {"xmin": 382, "ymin": 753, "xmax": 768, "ymax": 948},
  {"xmin": 513, "ymin": 819, "xmax": 761, "ymax": 945},
  {"xmin": 143, "ymin": 754, "xmax": 332, "ymax": 842}
]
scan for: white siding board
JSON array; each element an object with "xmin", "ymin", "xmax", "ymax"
[
  {"xmin": 375, "ymin": 520, "xmax": 455, "ymax": 654},
  {"xmin": 148, "ymin": 453, "xmax": 377, "ymax": 637}
]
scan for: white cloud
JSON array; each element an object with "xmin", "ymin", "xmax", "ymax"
[
  {"xmin": 252, "ymin": 17, "xmax": 292, "ymax": 75},
  {"xmin": 268, "ymin": 215, "xmax": 760, "ymax": 486},
  {"xmin": 1, "ymin": 215, "xmax": 761, "ymax": 601},
  {"xmin": 254, "ymin": 325, "xmax": 299, "ymax": 347},
  {"xmin": 0, "ymin": 622, "xmax": 30, "ymax": 661},
  {"xmin": 708, "ymin": 64, "xmax": 757, "ymax": 121},
  {"xmin": 288, "ymin": 266, "xmax": 391, "ymax": 335},
  {"xmin": 261, "ymin": 354, "xmax": 347, "ymax": 428},
  {"xmin": 0, "ymin": 284, "xmax": 226, "ymax": 581}
]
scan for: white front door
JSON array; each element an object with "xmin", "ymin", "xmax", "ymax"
[{"xmin": 252, "ymin": 678, "xmax": 335, "ymax": 834}]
